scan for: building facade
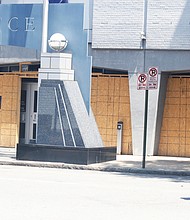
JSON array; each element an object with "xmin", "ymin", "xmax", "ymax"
[
  {"xmin": 89, "ymin": 0, "xmax": 190, "ymax": 157},
  {"xmin": 1, "ymin": 0, "xmax": 190, "ymax": 157}
]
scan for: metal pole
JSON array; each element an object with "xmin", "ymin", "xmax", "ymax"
[
  {"xmin": 142, "ymin": 89, "xmax": 148, "ymax": 168},
  {"xmin": 41, "ymin": 0, "xmax": 49, "ymax": 53},
  {"xmin": 142, "ymin": 0, "xmax": 148, "ymax": 168}
]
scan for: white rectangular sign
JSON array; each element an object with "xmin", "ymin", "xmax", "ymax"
[
  {"xmin": 137, "ymin": 73, "xmax": 147, "ymax": 90},
  {"xmin": 147, "ymin": 67, "xmax": 158, "ymax": 89},
  {"xmin": 137, "ymin": 67, "xmax": 158, "ymax": 90}
]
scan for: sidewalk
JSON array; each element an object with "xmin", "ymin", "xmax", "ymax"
[{"xmin": 0, "ymin": 147, "xmax": 190, "ymax": 176}]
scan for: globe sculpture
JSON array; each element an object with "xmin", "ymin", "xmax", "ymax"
[{"xmin": 48, "ymin": 33, "xmax": 68, "ymax": 52}]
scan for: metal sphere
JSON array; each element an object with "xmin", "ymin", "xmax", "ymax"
[{"xmin": 48, "ymin": 33, "xmax": 68, "ymax": 52}]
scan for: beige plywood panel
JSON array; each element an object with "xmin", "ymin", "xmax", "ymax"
[
  {"xmin": 98, "ymin": 77, "xmax": 109, "ymax": 91},
  {"xmin": 114, "ymin": 78, "xmax": 121, "ymax": 96},
  {"xmin": 108, "ymin": 78, "xmax": 115, "ymax": 96},
  {"xmin": 2, "ymin": 75, "xmax": 13, "ymax": 86},
  {"xmin": 159, "ymin": 144, "xmax": 168, "ymax": 156},
  {"xmin": 120, "ymin": 78, "xmax": 129, "ymax": 96},
  {"xmin": 168, "ymin": 78, "xmax": 180, "ymax": 91},
  {"xmin": 107, "ymin": 103, "xmax": 114, "ymax": 116},
  {"xmin": 185, "ymin": 145, "xmax": 190, "ymax": 157},
  {"xmin": 91, "ymin": 89, "xmax": 97, "ymax": 97},
  {"xmin": 159, "ymin": 77, "xmax": 190, "ymax": 157},
  {"xmin": 186, "ymin": 119, "xmax": 190, "ymax": 131},
  {"xmin": 97, "ymin": 89, "xmax": 108, "ymax": 96},
  {"xmin": 168, "ymin": 144, "xmax": 179, "ymax": 156},
  {"xmin": 91, "ymin": 77, "xmax": 98, "ymax": 88},
  {"xmin": 98, "ymin": 95, "xmax": 108, "ymax": 102},
  {"xmin": 167, "ymin": 136, "xmax": 179, "ymax": 145},
  {"xmin": 1, "ymin": 135, "xmax": 11, "ymax": 146},
  {"xmin": 0, "ymin": 75, "xmax": 21, "ymax": 148},
  {"xmin": 106, "ymin": 116, "xmax": 113, "ymax": 128},
  {"xmin": 167, "ymin": 118, "xmax": 180, "ymax": 131},
  {"xmin": 180, "ymin": 105, "xmax": 187, "ymax": 118},
  {"xmin": 95, "ymin": 116, "xmax": 107, "ymax": 128},
  {"xmin": 97, "ymin": 102, "xmax": 108, "ymax": 116},
  {"xmin": 167, "ymin": 105, "xmax": 180, "ymax": 118},
  {"xmin": 159, "ymin": 136, "xmax": 168, "ymax": 144},
  {"xmin": 167, "ymin": 91, "xmax": 180, "ymax": 98},
  {"xmin": 166, "ymin": 97, "xmax": 179, "ymax": 105},
  {"xmin": 91, "ymin": 74, "xmax": 132, "ymax": 154}
]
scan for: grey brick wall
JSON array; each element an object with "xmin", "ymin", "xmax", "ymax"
[{"xmin": 92, "ymin": 0, "xmax": 190, "ymax": 50}]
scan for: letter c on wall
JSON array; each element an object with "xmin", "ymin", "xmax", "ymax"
[{"xmin": 8, "ymin": 17, "xmax": 18, "ymax": 32}]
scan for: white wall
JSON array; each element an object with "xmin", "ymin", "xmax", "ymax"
[
  {"xmin": 92, "ymin": 0, "xmax": 144, "ymax": 49},
  {"xmin": 92, "ymin": 0, "xmax": 190, "ymax": 50},
  {"xmin": 147, "ymin": 0, "xmax": 190, "ymax": 49}
]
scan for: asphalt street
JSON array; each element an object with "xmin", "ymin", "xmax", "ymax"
[{"xmin": 0, "ymin": 165, "xmax": 190, "ymax": 220}]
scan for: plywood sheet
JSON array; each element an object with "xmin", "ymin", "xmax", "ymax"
[
  {"xmin": 159, "ymin": 77, "xmax": 190, "ymax": 157},
  {"xmin": 0, "ymin": 75, "xmax": 21, "ymax": 147},
  {"xmin": 91, "ymin": 74, "xmax": 132, "ymax": 154}
]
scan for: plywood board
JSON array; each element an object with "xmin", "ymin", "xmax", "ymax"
[
  {"xmin": 159, "ymin": 77, "xmax": 190, "ymax": 157},
  {"xmin": 0, "ymin": 75, "xmax": 21, "ymax": 147},
  {"xmin": 91, "ymin": 74, "xmax": 132, "ymax": 154}
]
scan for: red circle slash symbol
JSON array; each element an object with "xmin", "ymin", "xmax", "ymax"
[
  {"xmin": 138, "ymin": 74, "xmax": 147, "ymax": 83},
  {"xmin": 149, "ymin": 68, "xmax": 158, "ymax": 77}
]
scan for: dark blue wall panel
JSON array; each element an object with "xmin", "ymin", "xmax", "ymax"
[{"xmin": 0, "ymin": 3, "xmax": 91, "ymax": 112}]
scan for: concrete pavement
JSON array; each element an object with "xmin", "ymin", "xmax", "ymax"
[{"xmin": 0, "ymin": 147, "xmax": 190, "ymax": 176}]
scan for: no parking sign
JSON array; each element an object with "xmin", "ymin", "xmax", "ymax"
[
  {"xmin": 137, "ymin": 67, "xmax": 158, "ymax": 90},
  {"xmin": 148, "ymin": 67, "xmax": 158, "ymax": 89},
  {"xmin": 137, "ymin": 73, "xmax": 147, "ymax": 90}
]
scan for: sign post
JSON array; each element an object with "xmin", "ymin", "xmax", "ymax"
[
  {"xmin": 142, "ymin": 89, "xmax": 148, "ymax": 168},
  {"xmin": 137, "ymin": 67, "xmax": 158, "ymax": 168}
]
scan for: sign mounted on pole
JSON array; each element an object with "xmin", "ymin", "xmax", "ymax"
[
  {"xmin": 147, "ymin": 67, "xmax": 158, "ymax": 89},
  {"xmin": 137, "ymin": 73, "xmax": 147, "ymax": 90},
  {"xmin": 137, "ymin": 67, "xmax": 158, "ymax": 90}
]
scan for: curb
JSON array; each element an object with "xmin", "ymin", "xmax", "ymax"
[{"xmin": 0, "ymin": 160, "xmax": 190, "ymax": 177}]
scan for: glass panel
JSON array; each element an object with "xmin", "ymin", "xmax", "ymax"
[
  {"xmin": 21, "ymin": 64, "xmax": 28, "ymax": 72},
  {"xmin": 21, "ymin": 90, "xmax": 27, "ymax": 112},
  {"xmin": 92, "ymin": 67, "xmax": 128, "ymax": 74},
  {"xmin": 28, "ymin": 64, "xmax": 40, "ymax": 71},
  {"xmin": 34, "ymin": 91, "xmax": 38, "ymax": 113},
  {"xmin": 33, "ymin": 124, "xmax": 36, "ymax": 139},
  {"xmin": 21, "ymin": 64, "xmax": 40, "ymax": 72},
  {"xmin": 0, "ymin": 66, "xmax": 8, "ymax": 72},
  {"xmin": 9, "ymin": 65, "xmax": 19, "ymax": 72}
]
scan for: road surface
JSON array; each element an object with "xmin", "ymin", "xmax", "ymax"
[{"xmin": 0, "ymin": 165, "xmax": 189, "ymax": 220}]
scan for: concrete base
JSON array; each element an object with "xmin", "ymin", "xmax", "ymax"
[{"xmin": 16, "ymin": 144, "xmax": 116, "ymax": 165}]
